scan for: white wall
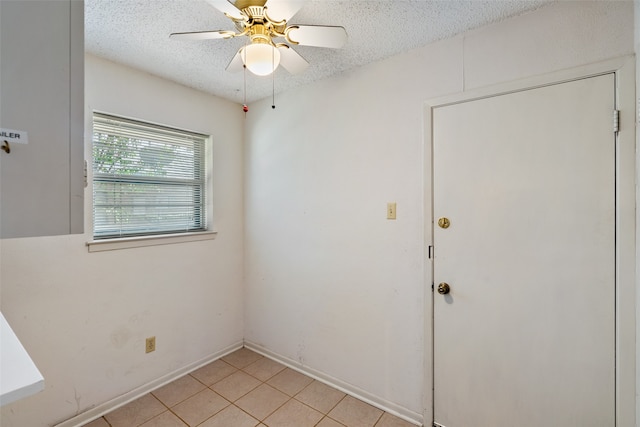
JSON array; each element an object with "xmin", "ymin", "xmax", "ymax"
[
  {"xmin": 0, "ymin": 55, "xmax": 245, "ymax": 427},
  {"xmin": 244, "ymin": 1, "xmax": 634, "ymax": 424}
]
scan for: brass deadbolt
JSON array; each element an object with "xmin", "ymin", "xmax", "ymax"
[
  {"xmin": 1, "ymin": 140, "xmax": 10, "ymax": 154},
  {"xmin": 438, "ymin": 217, "xmax": 450, "ymax": 229},
  {"xmin": 437, "ymin": 282, "xmax": 450, "ymax": 295}
]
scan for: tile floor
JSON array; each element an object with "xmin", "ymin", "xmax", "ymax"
[{"xmin": 82, "ymin": 348, "xmax": 416, "ymax": 427}]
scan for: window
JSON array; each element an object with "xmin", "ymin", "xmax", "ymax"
[{"xmin": 92, "ymin": 113, "xmax": 207, "ymax": 240}]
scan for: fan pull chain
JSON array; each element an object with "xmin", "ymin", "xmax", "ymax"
[
  {"xmin": 242, "ymin": 40, "xmax": 249, "ymax": 114},
  {"xmin": 271, "ymin": 46, "xmax": 276, "ymax": 109},
  {"xmin": 242, "ymin": 62, "xmax": 249, "ymax": 114}
]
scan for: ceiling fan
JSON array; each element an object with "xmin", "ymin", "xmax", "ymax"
[{"xmin": 170, "ymin": 0, "xmax": 348, "ymax": 76}]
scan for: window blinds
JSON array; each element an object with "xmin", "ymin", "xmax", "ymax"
[{"xmin": 92, "ymin": 113, "xmax": 207, "ymax": 239}]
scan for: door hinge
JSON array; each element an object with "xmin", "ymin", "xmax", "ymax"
[
  {"xmin": 83, "ymin": 160, "xmax": 88, "ymax": 188},
  {"xmin": 613, "ymin": 109, "xmax": 619, "ymax": 133},
  {"xmin": 431, "ymin": 283, "xmax": 434, "ymax": 292},
  {"xmin": 428, "ymin": 245, "xmax": 433, "ymax": 259}
]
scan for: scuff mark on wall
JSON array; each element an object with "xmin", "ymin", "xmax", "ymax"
[
  {"xmin": 109, "ymin": 327, "xmax": 131, "ymax": 349},
  {"xmin": 297, "ymin": 339, "xmax": 306, "ymax": 365},
  {"xmin": 73, "ymin": 387, "xmax": 82, "ymax": 415}
]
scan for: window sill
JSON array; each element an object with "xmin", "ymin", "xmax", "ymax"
[{"xmin": 86, "ymin": 231, "xmax": 218, "ymax": 253}]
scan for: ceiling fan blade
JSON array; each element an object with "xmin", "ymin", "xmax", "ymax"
[
  {"xmin": 278, "ymin": 45, "xmax": 309, "ymax": 74},
  {"xmin": 169, "ymin": 30, "xmax": 234, "ymax": 40},
  {"xmin": 264, "ymin": 0, "xmax": 307, "ymax": 22},
  {"xmin": 225, "ymin": 50, "xmax": 244, "ymax": 73},
  {"xmin": 203, "ymin": 0, "xmax": 243, "ymax": 19},
  {"xmin": 286, "ymin": 25, "xmax": 347, "ymax": 49}
]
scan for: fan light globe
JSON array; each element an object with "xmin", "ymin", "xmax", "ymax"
[{"xmin": 241, "ymin": 43, "xmax": 280, "ymax": 76}]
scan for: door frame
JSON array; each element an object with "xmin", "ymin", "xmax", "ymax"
[{"xmin": 422, "ymin": 56, "xmax": 636, "ymax": 427}]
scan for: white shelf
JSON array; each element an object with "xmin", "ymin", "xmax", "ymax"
[{"xmin": 1, "ymin": 312, "xmax": 44, "ymax": 406}]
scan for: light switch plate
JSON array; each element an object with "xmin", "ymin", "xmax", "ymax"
[{"xmin": 387, "ymin": 202, "xmax": 396, "ymax": 220}]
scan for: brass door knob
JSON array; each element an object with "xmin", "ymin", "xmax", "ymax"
[{"xmin": 437, "ymin": 282, "xmax": 450, "ymax": 295}]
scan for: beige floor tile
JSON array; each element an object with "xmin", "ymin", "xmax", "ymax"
[
  {"xmin": 81, "ymin": 417, "xmax": 110, "ymax": 427},
  {"xmin": 235, "ymin": 384, "xmax": 289, "ymax": 421},
  {"xmin": 190, "ymin": 360, "xmax": 238, "ymax": 386},
  {"xmin": 171, "ymin": 388, "xmax": 229, "ymax": 426},
  {"xmin": 266, "ymin": 368, "xmax": 314, "ymax": 396},
  {"xmin": 316, "ymin": 417, "xmax": 346, "ymax": 427},
  {"xmin": 211, "ymin": 370, "xmax": 262, "ymax": 401},
  {"xmin": 198, "ymin": 405, "xmax": 260, "ymax": 427},
  {"xmin": 242, "ymin": 357, "xmax": 286, "ymax": 382},
  {"xmin": 221, "ymin": 347, "xmax": 263, "ymax": 369},
  {"xmin": 94, "ymin": 357, "xmax": 411, "ymax": 427},
  {"xmin": 294, "ymin": 380, "xmax": 346, "ymax": 414},
  {"xmin": 104, "ymin": 394, "xmax": 166, "ymax": 427},
  {"xmin": 374, "ymin": 413, "xmax": 417, "ymax": 427},
  {"xmin": 263, "ymin": 398, "xmax": 324, "ymax": 427},
  {"xmin": 152, "ymin": 375, "xmax": 206, "ymax": 407},
  {"xmin": 328, "ymin": 396, "xmax": 383, "ymax": 427},
  {"xmin": 139, "ymin": 411, "xmax": 187, "ymax": 427}
]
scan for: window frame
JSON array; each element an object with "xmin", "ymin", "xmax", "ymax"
[{"xmin": 87, "ymin": 112, "xmax": 216, "ymax": 251}]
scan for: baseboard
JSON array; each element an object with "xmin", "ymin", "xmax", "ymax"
[
  {"xmin": 243, "ymin": 340, "xmax": 423, "ymax": 426},
  {"xmin": 53, "ymin": 341, "xmax": 243, "ymax": 427}
]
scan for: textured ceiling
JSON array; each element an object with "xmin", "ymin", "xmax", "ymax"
[{"xmin": 85, "ymin": 0, "xmax": 554, "ymax": 104}]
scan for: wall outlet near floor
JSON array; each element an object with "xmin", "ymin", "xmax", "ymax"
[{"xmin": 145, "ymin": 336, "xmax": 156, "ymax": 353}]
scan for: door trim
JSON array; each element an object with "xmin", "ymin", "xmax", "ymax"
[{"xmin": 422, "ymin": 56, "xmax": 636, "ymax": 427}]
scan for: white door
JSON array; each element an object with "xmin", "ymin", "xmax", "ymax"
[{"xmin": 432, "ymin": 74, "xmax": 615, "ymax": 427}]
